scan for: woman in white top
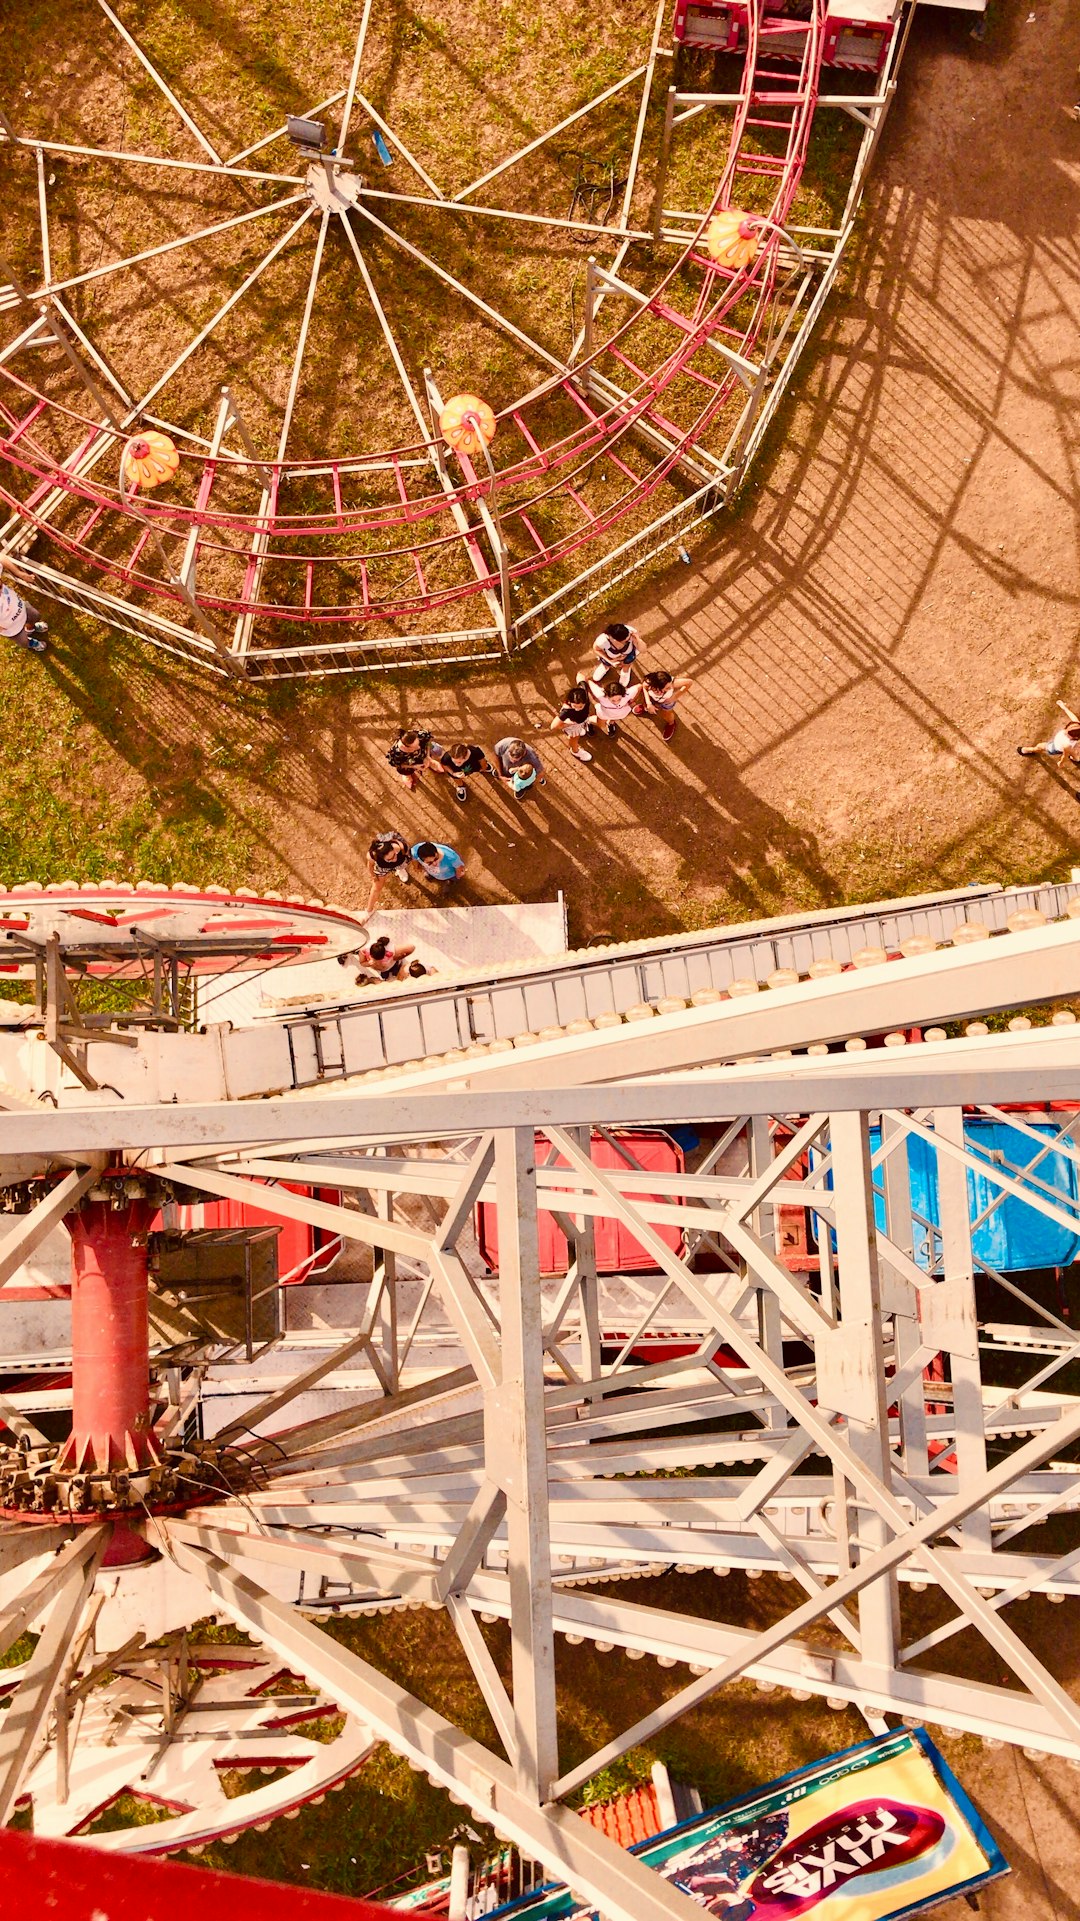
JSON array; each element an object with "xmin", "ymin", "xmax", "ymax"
[
  {"xmin": 0, "ymin": 579, "xmax": 48, "ymax": 653},
  {"xmin": 584, "ymin": 671, "xmax": 642, "ymax": 739},
  {"xmin": 1017, "ymin": 719, "xmax": 1080, "ymax": 770}
]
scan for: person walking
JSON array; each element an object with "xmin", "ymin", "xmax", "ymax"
[
  {"xmin": 1017, "ymin": 715, "xmax": 1080, "ymax": 786},
  {"xmin": 635, "ymin": 667, "xmax": 692, "ymax": 742},
  {"xmin": 592, "ymin": 620, "xmax": 641, "ymax": 686},
  {"xmin": 386, "ymin": 727, "xmax": 437, "ymax": 793},
  {"xmin": 366, "ymin": 831, "xmax": 415, "ymax": 911},
  {"xmin": 493, "ymin": 736, "xmax": 546, "ymax": 798},
  {"xmin": 411, "ymin": 839, "xmax": 465, "ymax": 886},
  {"xmin": 585, "ymin": 670, "xmax": 642, "ymax": 740},
  {"xmin": 0, "ymin": 575, "xmax": 48, "ymax": 654},
  {"xmin": 550, "ymin": 683, "xmax": 595, "ymax": 763},
  {"xmin": 429, "ymin": 740, "xmax": 495, "ymax": 801}
]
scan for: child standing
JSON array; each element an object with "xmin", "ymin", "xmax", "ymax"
[
  {"xmin": 0, "ymin": 576, "xmax": 48, "ymax": 654},
  {"xmin": 585, "ymin": 671, "xmax": 642, "ymax": 739},
  {"xmin": 635, "ymin": 668, "xmax": 692, "ymax": 742},
  {"xmin": 592, "ymin": 621, "xmax": 641, "ymax": 687},
  {"xmin": 550, "ymin": 683, "xmax": 595, "ymax": 763}
]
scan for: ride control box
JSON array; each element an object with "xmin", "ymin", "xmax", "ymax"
[{"xmin": 149, "ymin": 1225, "xmax": 281, "ymax": 1359}]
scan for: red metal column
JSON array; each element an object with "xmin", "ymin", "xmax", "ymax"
[{"xmin": 63, "ymin": 1199, "xmax": 156, "ymax": 1471}]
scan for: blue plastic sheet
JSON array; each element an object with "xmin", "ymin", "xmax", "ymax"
[{"xmin": 867, "ymin": 1117, "xmax": 1080, "ymax": 1272}]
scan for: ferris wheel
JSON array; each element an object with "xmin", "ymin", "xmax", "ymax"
[{"xmin": 0, "ymin": 0, "xmax": 909, "ymax": 677}]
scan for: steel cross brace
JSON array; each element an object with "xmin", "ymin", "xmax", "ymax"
[
  {"xmin": 0, "ymin": 1527, "xmax": 105, "ymax": 1821},
  {"xmin": 165, "ymin": 1534, "xmax": 718, "ymax": 1921},
  {"xmin": 540, "ymin": 1121, "xmax": 1080, "ymax": 1776}
]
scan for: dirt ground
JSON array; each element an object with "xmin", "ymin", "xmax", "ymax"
[{"xmin": 305, "ymin": 0, "xmax": 1079, "ymax": 947}]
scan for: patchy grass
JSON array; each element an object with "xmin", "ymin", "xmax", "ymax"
[
  {"xmin": 169, "ymin": 1587, "xmax": 928, "ymax": 1900},
  {"xmin": 0, "ymin": 1633, "xmax": 34, "ymax": 1670},
  {"xmin": 84, "ymin": 1791, "xmax": 178, "ymax": 1836},
  {"xmin": 0, "ymin": 629, "xmax": 276, "ymax": 893}
]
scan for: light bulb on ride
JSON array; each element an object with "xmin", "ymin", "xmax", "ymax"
[
  {"xmin": 704, "ymin": 208, "xmax": 760, "ymax": 271},
  {"xmin": 439, "ymin": 393, "xmax": 496, "ymax": 458},
  {"xmin": 122, "ymin": 429, "xmax": 179, "ymax": 491}
]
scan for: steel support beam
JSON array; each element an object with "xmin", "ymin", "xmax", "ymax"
[
  {"xmin": 490, "ymin": 1129, "xmax": 558, "ymax": 1802},
  {"xmin": 826, "ymin": 1110, "xmax": 899, "ymax": 1673},
  {"xmin": 165, "ymin": 1537, "xmax": 714, "ymax": 1921},
  {"xmin": 0, "ymin": 1528, "xmax": 103, "ymax": 1821}
]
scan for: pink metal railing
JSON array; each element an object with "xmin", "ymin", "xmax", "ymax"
[{"xmin": 0, "ymin": 0, "xmax": 828, "ymax": 638}]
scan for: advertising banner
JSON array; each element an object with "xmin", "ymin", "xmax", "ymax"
[{"xmin": 493, "ymin": 1728, "xmax": 1007, "ymax": 1921}]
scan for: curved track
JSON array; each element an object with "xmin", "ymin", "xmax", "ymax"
[{"xmin": 0, "ymin": 0, "xmax": 907, "ymax": 674}]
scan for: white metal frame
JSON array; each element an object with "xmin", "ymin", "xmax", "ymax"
[{"xmin": 2, "ymin": 1063, "xmax": 1080, "ymax": 1877}]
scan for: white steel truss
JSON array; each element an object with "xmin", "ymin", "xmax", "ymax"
[{"xmin": 2, "ymin": 903, "xmax": 1080, "ymax": 1905}]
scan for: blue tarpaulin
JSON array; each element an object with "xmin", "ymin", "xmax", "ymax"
[{"xmin": 814, "ymin": 1119, "xmax": 1080, "ymax": 1274}]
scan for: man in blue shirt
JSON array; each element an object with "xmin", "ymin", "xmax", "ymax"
[{"xmin": 411, "ymin": 840, "xmax": 465, "ymax": 885}]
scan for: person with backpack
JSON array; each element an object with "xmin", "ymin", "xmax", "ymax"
[
  {"xmin": 0, "ymin": 574, "xmax": 48, "ymax": 654},
  {"xmin": 366, "ymin": 831, "xmax": 415, "ymax": 911},
  {"xmin": 550, "ymin": 683, "xmax": 595, "ymax": 763},
  {"xmin": 386, "ymin": 727, "xmax": 437, "ymax": 792}
]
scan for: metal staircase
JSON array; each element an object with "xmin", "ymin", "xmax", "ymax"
[{"xmin": 257, "ymin": 879, "xmax": 1080, "ymax": 1089}]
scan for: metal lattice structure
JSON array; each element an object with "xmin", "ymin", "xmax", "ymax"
[
  {"xmin": 0, "ymin": 0, "xmax": 911, "ymax": 676},
  {"xmin": 1, "ymin": 888, "xmax": 1080, "ymax": 1912}
]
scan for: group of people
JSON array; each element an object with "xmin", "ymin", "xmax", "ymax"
[
  {"xmin": 387, "ymin": 730, "xmax": 546, "ymax": 804},
  {"xmin": 552, "ymin": 623, "xmax": 691, "ymax": 762},
  {"xmin": 366, "ymin": 833, "xmax": 466, "ymax": 912},
  {"xmin": 336, "ymin": 932, "xmax": 434, "ymax": 985},
  {"xmin": 1, "ymin": 571, "xmax": 695, "ymax": 945},
  {"xmin": 366, "ymin": 622, "xmax": 692, "ymax": 915}
]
